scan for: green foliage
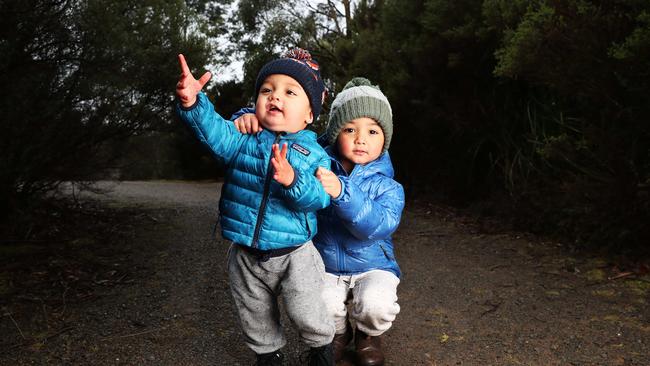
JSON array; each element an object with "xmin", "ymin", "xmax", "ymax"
[
  {"xmin": 484, "ymin": 0, "xmax": 650, "ymax": 253},
  {"xmin": 493, "ymin": 3, "xmax": 555, "ymax": 79},
  {"xmin": 611, "ymin": 10, "xmax": 650, "ymax": 60},
  {"xmin": 4, "ymin": 0, "xmax": 648, "ymax": 255},
  {"xmin": 0, "ymin": 0, "xmax": 223, "ymax": 215},
  {"xmin": 229, "ymin": 0, "xmax": 649, "ymax": 254}
]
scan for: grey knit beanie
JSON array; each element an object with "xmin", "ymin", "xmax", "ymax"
[{"xmin": 326, "ymin": 77, "xmax": 393, "ymax": 152}]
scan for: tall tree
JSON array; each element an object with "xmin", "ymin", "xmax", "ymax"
[
  {"xmin": 229, "ymin": 1, "xmax": 354, "ymax": 116},
  {"xmin": 0, "ymin": 0, "xmax": 227, "ymax": 215}
]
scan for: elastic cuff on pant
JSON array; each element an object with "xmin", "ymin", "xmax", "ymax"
[{"xmin": 356, "ymin": 325, "xmax": 386, "ymax": 337}]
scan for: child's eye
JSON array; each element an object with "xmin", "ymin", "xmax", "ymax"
[
  {"xmin": 343, "ymin": 128, "xmax": 355, "ymax": 133},
  {"xmin": 260, "ymin": 87, "xmax": 271, "ymax": 94},
  {"xmin": 369, "ymin": 129, "xmax": 379, "ymax": 135}
]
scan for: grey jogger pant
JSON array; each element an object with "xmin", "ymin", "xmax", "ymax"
[{"xmin": 227, "ymin": 242, "xmax": 335, "ymax": 354}]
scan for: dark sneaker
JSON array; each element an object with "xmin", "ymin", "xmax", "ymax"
[
  {"xmin": 254, "ymin": 350, "xmax": 285, "ymax": 366},
  {"xmin": 307, "ymin": 343, "xmax": 334, "ymax": 366},
  {"xmin": 355, "ymin": 329, "xmax": 384, "ymax": 366}
]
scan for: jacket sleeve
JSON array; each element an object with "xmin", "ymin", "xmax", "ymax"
[
  {"xmin": 332, "ymin": 177, "xmax": 405, "ymax": 240},
  {"xmin": 280, "ymin": 150, "xmax": 331, "ymax": 212},
  {"xmin": 176, "ymin": 92, "xmax": 245, "ymax": 165},
  {"xmin": 230, "ymin": 107, "xmax": 256, "ymax": 121}
]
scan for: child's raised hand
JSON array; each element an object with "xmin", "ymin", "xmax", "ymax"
[
  {"xmin": 316, "ymin": 167, "xmax": 342, "ymax": 198},
  {"xmin": 176, "ymin": 54, "xmax": 212, "ymax": 108},
  {"xmin": 234, "ymin": 113, "xmax": 261, "ymax": 134},
  {"xmin": 271, "ymin": 144, "xmax": 295, "ymax": 187}
]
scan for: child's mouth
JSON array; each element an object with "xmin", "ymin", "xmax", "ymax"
[{"xmin": 268, "ymin": 105, "xmax": 282, "ymax": 112}]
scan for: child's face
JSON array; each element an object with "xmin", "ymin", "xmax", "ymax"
[
  {"xmin": 336, "ymin": 117, "xmax": 385, "ymax": 171},
  {"xmin": 255, "ymin": 74, "xmax": 313, "ymax": 133}
]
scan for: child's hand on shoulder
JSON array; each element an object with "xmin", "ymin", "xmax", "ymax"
[
  {"xmin": 176, "ymin": 54, "xmax": 211, "ymax": 108},
  {"xmin": 271, "ymin": 144, "xmax": 295, "ymax": 187},
  {"xmin": 316, "ymin": 167, "xmax": 342, "ymax": 198},
  {"xmin": 234, "ymin": 113, "xmax": 261, "ymax": 134}
]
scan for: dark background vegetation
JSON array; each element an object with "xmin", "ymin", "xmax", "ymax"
[{"xmin": 1, "ymin": 0, "xmax": 648, "ymax": 257}]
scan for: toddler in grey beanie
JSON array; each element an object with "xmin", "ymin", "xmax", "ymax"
[{"xmin": 325, "ymin": 77, "xmax": 393, "ymax": 152}]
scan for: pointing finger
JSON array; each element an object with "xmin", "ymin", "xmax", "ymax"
[
  {"xmin": 271, "ymin": 144, "xmax": 280, "ymax": 161},
  {"xmin": 274, "ymin": 144, "xmax": 285, "ymax": 163},
  {"xmin": 280, "ymin": 143, "xmax": 288, "ymax": 160},
  {"xmin": 178, "ymin": 54, "xmax": 190, "ymax": 76}
]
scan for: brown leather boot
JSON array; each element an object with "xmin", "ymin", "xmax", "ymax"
[
  {"xmin": 355, "ymin": 329, "xmax": 384, "ymax": 366},
  {"xmin": 332, "ymin": 326, "xmax": 353, "ymax": 362}
]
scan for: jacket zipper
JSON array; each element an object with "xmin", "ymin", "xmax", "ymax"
[
  {"xmin": 304, "ymin": 213, "xmax": 311, "ymax": 237},
  {"xmin": 251, "ymin": 134, "xmax": 281, "ymax": 248},
  {"xmin": 380, "ymin": 244, "xmax": 394, "ymax": 260}
]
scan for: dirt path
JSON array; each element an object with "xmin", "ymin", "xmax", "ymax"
[{"xmin": 1, "ymin": 181, "xmax": 648, "ymax": 365}]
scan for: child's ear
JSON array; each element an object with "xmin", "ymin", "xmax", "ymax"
[{"xmin": 306, "ymin": 110, "xmax": 314, "ymax": 124}]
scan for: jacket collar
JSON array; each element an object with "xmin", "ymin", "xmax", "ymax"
[{"xmin": 257, "ymin": 128, "xmax": 317, "ymax": 141}]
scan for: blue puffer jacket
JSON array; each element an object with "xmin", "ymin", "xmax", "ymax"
[
  {"xmin": 313, "ymin": 146, "xmax": 405, "ymax": 277},
  {"xmin": 177, "ymin": 93, "xmax": 331, "ymax": 250}
]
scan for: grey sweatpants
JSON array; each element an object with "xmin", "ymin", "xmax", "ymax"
[{"xmin": 227, "ymin": 242, "xmax": 335, "ymax": 354}]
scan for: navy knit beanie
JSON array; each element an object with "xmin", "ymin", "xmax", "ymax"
[{"xmin": 255, "ymin": 48, "xmax": 326, "ymax": 122}]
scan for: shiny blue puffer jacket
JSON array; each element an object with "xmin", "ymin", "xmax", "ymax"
[
  {"xmin": 176, "ymin": 93, "xmax": 331, "ymax": 250},
  {"xmin": 313, "ymin": 146, "xmax": 405, "ymax": 277}
]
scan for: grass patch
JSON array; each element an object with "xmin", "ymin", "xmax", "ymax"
[
  {"xmin": 626, "ymin": 279, "xmax": 650, "ymax": 297},
  {"xmin": 592, "ymin": 289, "xmax": 617, "ymax": 297},
  {"xmin": 545, "ymin": 290, "xmax": 561, "ymax": 297},
  {"xmin": 585, "ymin": 268, "xmax": 606, "ymax": 282},
  {"xmin": 603, "ymin": 314, "xmax": 621, "ymax": 322}
]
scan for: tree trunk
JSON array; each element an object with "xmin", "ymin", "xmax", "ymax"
[{"xmin": 342, "ymin": 0, "xmax": 351, "ymax": 37}]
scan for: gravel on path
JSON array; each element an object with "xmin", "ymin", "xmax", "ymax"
[{"xmin": 1, "ymin": 181, "xmax": 648, "ymax": 365}]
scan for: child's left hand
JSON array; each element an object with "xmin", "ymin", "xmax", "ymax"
[
  {"xmin": 271, "ymin": 144, "xmax": 295, "ymax": 187},
  {"xmin": 316, "ymin": 167, "xmax": 342, "ymax": 198}
]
